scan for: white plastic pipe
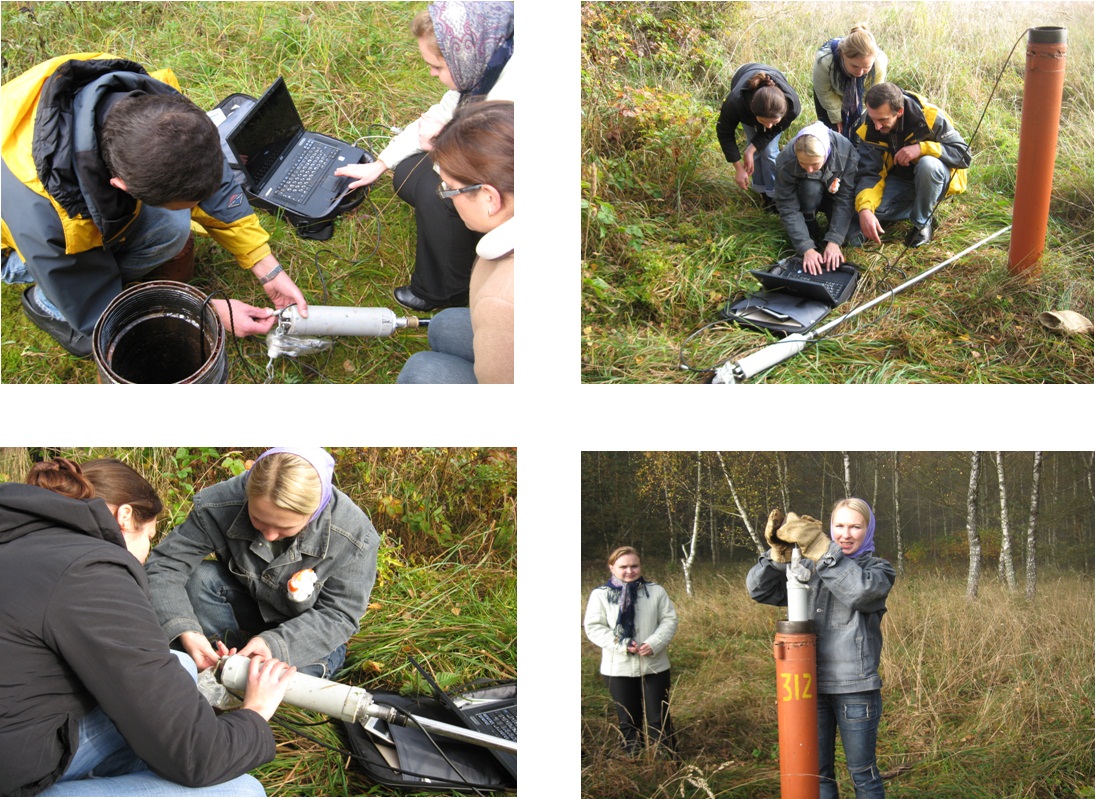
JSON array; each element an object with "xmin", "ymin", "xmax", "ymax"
[
  {"xmin": 279, "ymin": 305, "xmax": 408, "ymax": 337},
  {"xmin": 786, "ymin": 546, "xmax": 811, "ymax": 622}
]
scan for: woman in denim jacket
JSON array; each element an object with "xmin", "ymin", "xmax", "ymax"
[
  {"xmin": 147, "ymin": 448, "xmax": 379, "ymax": 679},
  {"xmin": 747, "ymin": 499, "xmax": 895, "ymax": 798}
]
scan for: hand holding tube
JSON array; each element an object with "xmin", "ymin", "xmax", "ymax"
[{"xmin": 239, "ymin": 657, "xmax": 296, "ymax": 721}]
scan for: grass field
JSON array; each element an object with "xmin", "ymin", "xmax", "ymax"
[
  {"xmin": 1, "ymin": 1, "xmax": 440, "ymax": 383},
  {"xmin": 580, "ymin": 562, "xmax": 1095, "ymax": 798},
  {"xmin": 0, "ymin": 447, "xmax": 517, "ymax": 796},
  {"xmin": 581, "ymin": 2, "xmax": 1094, "ymax": 383}
]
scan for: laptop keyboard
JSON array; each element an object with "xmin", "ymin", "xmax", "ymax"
[
  {"xmin": 272, "ymin": 139, "xmax": 339, "ymax": 203},
  {"xmin": 471, "ymin": 706, "xmax": 517, "ymax": 741},
  {"xmin": 774, "ymin": 259, "xmax": 849, "ymax": 302}
]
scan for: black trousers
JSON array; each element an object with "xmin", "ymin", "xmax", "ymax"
[
  {"xmin": 392, "ymin": 152, "xmax": 483, "ymax": 307},
  {"xmin": 603, "ymin": 669, "xmax": 677, "ymax": 754}
]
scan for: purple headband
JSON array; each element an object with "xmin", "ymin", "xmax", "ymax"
[
  {"xmin": 248, "ymin": 447, "xmax": 334, "ymax": 524},
  {"xmin": 832, "ymin": 498, "xmax": 875, "ymax": 558}
]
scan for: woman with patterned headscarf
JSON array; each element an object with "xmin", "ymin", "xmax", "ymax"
[
  {"xmin": 336, "ymin": 2, "xmax": 515, "ymax": 314},
  {"xmin": 584, "ymin": 546, "xmax": 679, "ymax": 756},
  {"xmin": 146, "ymin": 447, "xmax": 380, "ymax": 679}
]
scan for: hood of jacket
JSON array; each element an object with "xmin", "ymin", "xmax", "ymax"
[
  {"xmin": 31, "ymin": 55, "xmax": 180, "ymax": 247},
  {"xmin": 0, "ymin": 482, "xmax": 127, "ymax": 550}
]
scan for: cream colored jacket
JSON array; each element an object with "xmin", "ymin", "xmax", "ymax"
[{"xmin": 584, "ymin": 580, "xmax": 678, "ymax": 677}]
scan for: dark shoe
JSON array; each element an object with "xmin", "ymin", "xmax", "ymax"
[
  {"xmin": 143, "ymin": 232, "xmax": 195, "ymax": 283},
  {"xmin": 760, "ymin": 194, "xmax": 779, "ymax": 214},
  {"xmin": 393, "ymin": 285, "xmax": 440, "ymax": 312},
  {"xmin": 906, "ymin": 220, "xmax": 933, "ymax": 248},
  {"xmin": 20, "ymin": 287, "xmax": 92, "ymax": 358}
]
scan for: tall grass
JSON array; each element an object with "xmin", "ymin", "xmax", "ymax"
[
  {"xmin": 1, "ymin": 1, "xmax": 437, "ymax": 383},
  {"xmin": 580, "ymin": 563, "xmax": 1095, "ymax": 798},
  {"xmin": 581, "ymin": 1, "xmax": 1094, "ymax": 383}
]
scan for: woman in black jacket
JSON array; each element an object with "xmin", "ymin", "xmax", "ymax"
[
  {"xmin": 716, "ymin": 63, "xmax": 801, "ymax": 211},
  {"xmin": 0, "ymin": 458, "xmax": 294, "ymax": 797}
]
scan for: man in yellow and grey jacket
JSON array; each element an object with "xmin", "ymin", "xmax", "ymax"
[
  {"xmin": 849, "ymin": 83, "xmax": 970, "ymax": 249},
  {"xmin": 2, "ymin": 53, "xmax": 309, "ymax": 357}
]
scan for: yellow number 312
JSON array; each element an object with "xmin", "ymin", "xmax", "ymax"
[{"xmin": 780, "ymin": 672, "xmax": 813, "ymax": 702}]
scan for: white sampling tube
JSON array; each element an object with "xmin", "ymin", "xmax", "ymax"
[
  {"xmin": 215, "ymin": 655, "xmax": 517, "ymax": 754},
  {"xmin": 786, "ymin": 546, "xmax": 811, "ymax": 622},
  {"xmin": 278, "ymin": 305, "xmax": 420, "ymax": 337}
]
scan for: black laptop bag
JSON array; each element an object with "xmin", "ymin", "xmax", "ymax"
[
  {"xmin": 209, "ymin": 93, "xmax": 370, "ymax": 240},
  {"xmin": 339, "ymin": 681, "xmax": 517, "ymax": 793},
  {"xmin": 721, "ymin": 259, "xmax": 860, "ymax": 336}
]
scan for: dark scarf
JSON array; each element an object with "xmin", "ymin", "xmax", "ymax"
[
  {"xmin": 603, "ymin": 575, "xmax": 650, "ymax": 644},
  {"xmin": 828, "ymin": 39, "xmax": 875, "ymax": 141}
]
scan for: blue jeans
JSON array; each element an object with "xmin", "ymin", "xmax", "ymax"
[
  {"xmin": 39, "ymin": 652, "xmax": 265, "ymax": 797},
  {"xmin": 818, "ymin": 690, "xmax": 885, "ymax": 799},
  {"xmin": 396, "ymin": 307, "xmax": 477, "ymax": 384},
  {"xmin": 847, "ymin": 156, "xmax": 950, "ymax": 244},
  {"xmin": 741, "ymin": 123, "xmax": 782, "ymax": 198},
  {"xmin": 2, "ymin": 204, "xmax": 190, "ymax": 320},
  {"xmin": 186, "ymin": 559, "xmax": 347, "ymax": 678}
]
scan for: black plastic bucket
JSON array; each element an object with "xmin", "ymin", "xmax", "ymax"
[{"xmin": 92, "ymin": 281, "xmax": 228, "ymax": 384}]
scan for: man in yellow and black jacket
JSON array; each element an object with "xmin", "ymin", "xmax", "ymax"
[
  {"xmin": 2, "ymin": 53, "xmax": 310, "ymax": 357},
  {"xmin": 850, "ymin": 83, "xmax": 970, "ymax": 249}
]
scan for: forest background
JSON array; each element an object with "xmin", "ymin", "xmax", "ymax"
[
  {"xmin": 580, "ymin": 1, "xmax": 1094, "ymax": 383},
  {"xmin": 0, "ymin": 446, "xmax": 516, "ymax": 797},
  {"xmin": 580, "ymin": 451, "xmax": 1095, "ymax": 798}
]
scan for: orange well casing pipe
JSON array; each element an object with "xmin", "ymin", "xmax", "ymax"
[
  {"xmin": 1007, "ymin": 26, "xmax": 1068, "ymax": 276},
  {"xmin": 774, "ymin": 620, "xmax": 819, "ymax": 798}
]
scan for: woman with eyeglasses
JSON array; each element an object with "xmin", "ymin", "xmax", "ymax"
[
  {"xmin": 398, "ymin": 100, "xmax": 513, "ymax": 384},
  {"xmin": 335, "ymin": 1, "xmax": 514, "ymax": 313}
]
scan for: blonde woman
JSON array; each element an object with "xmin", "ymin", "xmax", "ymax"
[
  {"xmin": 336, "ymin": 2, "xmax": 515, "ymax": 312},
  {"xmin": 747, "ymin": 500, "xmax": 895, "ymax": 798},
  {"xmin": 584, "ymin": 547, "xmax": 679, "ymax": 755},
  {"xmin": 812, "ymin": 24, "xmax": 889, "ymax": 140},
  {"xmin": 774, "ymin": 121, "xmax": 859, "ymax": 274},
  {"xmin": 146, "ymin": 448, "xmax": 379, "ymax": 678}
]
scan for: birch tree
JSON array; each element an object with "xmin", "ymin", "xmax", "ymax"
[
  {"xmin": 1025, "ymin": 451, "xmax": 1042, "ymax": 601},
  {"xmin": 892, "ymin": 451, "xmax": 904, "ymax": 575},
  {"xmin": 680, "ymin": 451, "xmax": 701, "ymax": 596},
  {"xmin": 842, "ymin": 451, "xmax": 853, "ymax": 496},
  {"xmin": 995, "ymin": 451, "xmax": 1017, "ymax": 592},
  {"xmin": 966, "ymin": 451, "xmax": 981, "ymax": 600},
  {"xmin": 716, "ymin": 451, "xmax": 765, "ymax": 554}
]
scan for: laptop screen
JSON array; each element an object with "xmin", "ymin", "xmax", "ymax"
[{"xmin": 229, "ymin": 78, "xmax": 304, "ymax": 187}]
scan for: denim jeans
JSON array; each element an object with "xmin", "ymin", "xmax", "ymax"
[
  {"xmin": 39, "ymin": 652, "xmax": 266, "ymax": 797},
  {"xmin": 818, "ymin": 690, "xmax": 885, "ymax": 799},
  {"xmin": 186, "ymin": 559, "xmax": 347, "ymax": 678},
  {"xmin": 741, "ymin": 123, "xmax": 782, "ymax": 199},
  {"xmin": 396, "ymin": 307, "xmax": 477, "ymax": 384},
  {"xmin": 846, "ymin": 156, "xmax": 950, "ymax": 244},
  {"xmin": 2, "ymin": 204, "xmax": 191, "ymax": 320}
]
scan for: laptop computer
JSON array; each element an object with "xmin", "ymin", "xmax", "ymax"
[
  {"xmin": 408, "ymin": 656, "xmax": 517, "ymax": 783},
  {"xmin": 225, "ymin": 77, "xmax": 366, "ymax": 219},
  {"xmin": 750, "ymin": 257, "xmax": 859, "ymax": 307}
]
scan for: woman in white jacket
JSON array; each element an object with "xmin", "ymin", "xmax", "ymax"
[
  {"xmin": 584, "ymin": 546, "xmax": 679, "ymax": 755},
  {"xmin": 336, "ymin": 1, "xmax": 515, "ymax": 312}
]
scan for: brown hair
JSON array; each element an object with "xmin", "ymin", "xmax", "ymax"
[
  {"xmin": 412, "ymin": 9, "xmax": 442, "ymax": 57},
  {"xmin": 839, "ymin": 24, "xmax": 879, "ymax": 61},
  {"xmin": 26, "ymin": 458, "xmax": 94, "ymax": 500},
  {"xmin": 607, "ymin": 546, "xmax": 640, "ymax": 567},
  {"xmin": 100, "ymin": 93, "xmax": 223, "ymax": 206},
  {"xmin": 246, "ymin": 453, "xmax": 321, "ymax": 516},
  {"xmin": 431, "ymin": 100, "xmax": 514, "ymax": 196},
  {"xmin": 744, "ymin": 72, "xmax": 787, "ymax": 119},
  {"xmin": 81, "ymin": 459, "xmax": 163, "ymax": 524},
  {"xmin": 794, "ymin": 134, "xmax": 827, "ymax": 160},
  {"xmin": 864, "ymin": 82, "xmax": 904, "ymax": 113}
]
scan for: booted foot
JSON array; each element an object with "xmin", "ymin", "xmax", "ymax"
[
  {"xmin": 143, "ymin": 232, "xmax": 196, "ymax": 282},
  {"xmin": 760, "ymin": 194, "xmax": 779, "ymax": 214},
  {"xmin": 393, "ymin": 285, "xmax": 440, "ymax": 312},
  {"xmin": 20, "ymin": 287, "xmax": 92, "ymax": 358},
  {"xmin": 906, "ymin": 220, "xmax": 933, "ymax": 248}
]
